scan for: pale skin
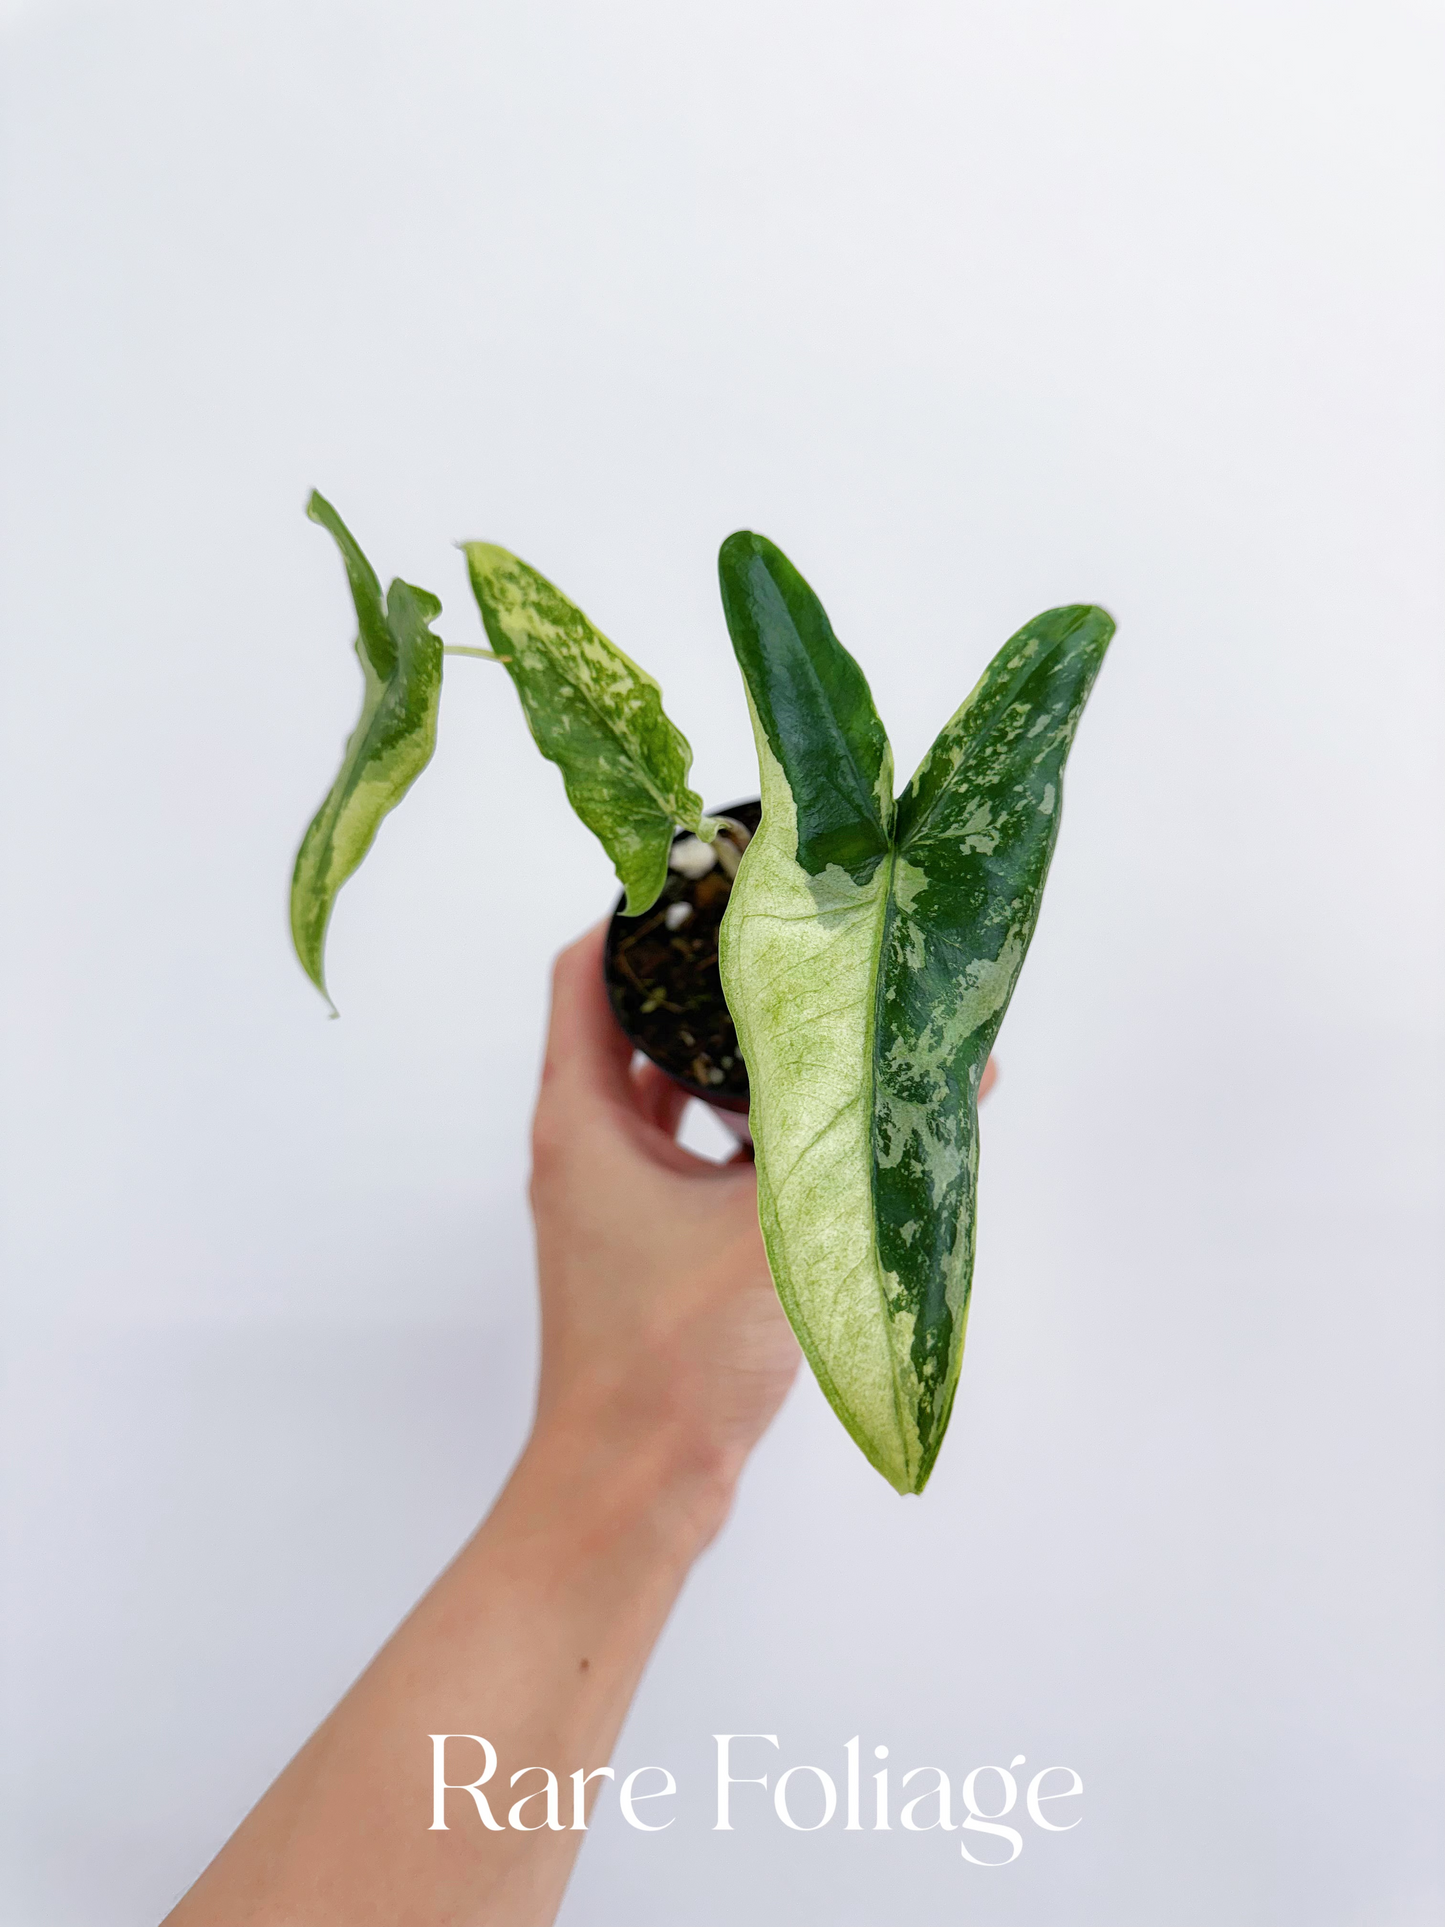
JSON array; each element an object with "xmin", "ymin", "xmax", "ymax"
[{"xmin": 165, "ymin": 921, "xmax": 995, "ymax": 1926}]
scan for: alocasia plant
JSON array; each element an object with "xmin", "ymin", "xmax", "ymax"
[{"xmin": 292, "ymin": 498, "xmax": 1112, "ymax": 1491}]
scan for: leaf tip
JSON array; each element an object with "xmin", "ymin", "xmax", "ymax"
[
  {"xmin": 620, "ymin": 881, "xmax": 662, "ymax": 917},
  {"xmin": 310, "ymin": 967, "xmax": 340, "ymax": 1020},
  {"xmin": 460, "ymin": 539, "xmax": 513, "ymax": 568},
  {"xmin": 388, "ymin": 575, "xmax": 443, "ymax": 626},
  {"xmin": 1073, "ymin": 601, "xmax": 1117, "ymax": 647},
  {"xmin": 292, "ymin": 935, "xmax": 338, "ymax": 1017}
]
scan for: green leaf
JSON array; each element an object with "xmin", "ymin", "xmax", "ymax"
[
  {"xmin": 719, "ymin": 540, "xmax": 1112, "ymax": 1492},
  {"xmin": 290, "ymin": 492, "xmax": 444, "ymax": 1007},
  {"xmin": 463, "ymin": 543, "xmax": 710, "ymax": 914},
  {"xmin": 717, "ymin": 532, "xmax": 893, "ymax": 880},
  {"xmin": 876, "ymin": 604, "xmax": 1114, "ymax": 1487}
]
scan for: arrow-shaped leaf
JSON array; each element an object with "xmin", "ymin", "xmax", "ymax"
[
  {"xmin": 718, "ymin": 531, "xmax": 1112, "ymax": 1492},
  {"xmin": 462, "ymin": 543, "xmax": 712, "ymax": 915},
  {"xmin": 290, "ymin": 492, "xmax": 444, "ymax": 1006}
]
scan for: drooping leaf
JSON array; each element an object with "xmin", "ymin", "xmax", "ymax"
[
  {"xmin": 463, "ymin": 543, "xmax": 711, "ymax": 915},
  {"xmin": 290, "ymin": 492, "xmax": 444, "ymax": 1006},
  {"xmin": 718, "ymin": 532, "xmax": 1113, "ymax": 1492}
]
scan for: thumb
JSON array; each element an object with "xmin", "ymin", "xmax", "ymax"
[{"xmin": 538, "ymin": 920, "xmax": 634, "ymax": 1110}]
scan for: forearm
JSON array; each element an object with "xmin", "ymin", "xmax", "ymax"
[
  {"xmin": 166, "ymin": 1405, "xmax": 729, "ymax": 1927},
  {"xmin": 166, "ymin": 925, "xmax": 796, "ymax": 1924}
]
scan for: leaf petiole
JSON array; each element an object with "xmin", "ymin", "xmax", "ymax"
[
  {"xmin": 709, "ymin": 815, "xmax": 753, "ymax": 878},
  {"xmin": 443, "ymin": 644, "xmax": 509, "ymax": 661}
]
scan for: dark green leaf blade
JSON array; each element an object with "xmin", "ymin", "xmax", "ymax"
[
  {"xmin": 874, "ymin": 603, "xmax": 1115, "ymax": 1484},
  {"xmin": 290, "ymin": 492, "xmax": 444, "ymax": 1006},
  {"xmin": 463, "ymin": 543, "xmax": 709, "ymax": 916},
  {"xmin": 718, "ymin": 531, "xmax": 893, "ymax": 879}
]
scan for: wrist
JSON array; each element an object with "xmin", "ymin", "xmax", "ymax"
[{"xmin": 516, "ymin": 1394, "xmax": 738, "ymax": 1567}]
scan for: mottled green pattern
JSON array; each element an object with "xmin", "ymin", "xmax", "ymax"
[
  {"xmin": 875, "ymin": 605, "xmax": 1115, "ymax": 1487},
  {"xmin": 290, "ymin": 493, "xmax": 444, "ymax": 1006},
  {"xmin": 720, "ymin": 535, "xmax": 1113, "ymax": 1492},
  {"xmin": 463, "ymin": 544, "xmax": 710, "ymax": 915}
]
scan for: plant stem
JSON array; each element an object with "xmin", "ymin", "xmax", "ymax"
[
  {"xmin": 709, "ymin": 815, "xmax": 753, "ymax": 879},
  {"xmin": 443, "ymin": 645, "xmax": 506, "ymax": 661}
]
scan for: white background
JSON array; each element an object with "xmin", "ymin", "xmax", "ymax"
[{"xmin": 2, "ymin": 1, "xmax": 1442, "ymax": 1921}]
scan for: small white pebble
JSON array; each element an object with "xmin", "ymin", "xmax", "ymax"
[
  {"xmin": 668, "ymin": 836, "xmax": 716, "ymax": 879},
  {"xmin": 708, "ymin": 1068, "xmax": 726, "ymax": 1086},
  {"xmin": 664, "ymin": 900, "xmax": 693, "ymax": 931}
]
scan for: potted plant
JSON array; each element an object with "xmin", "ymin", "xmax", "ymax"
[{"xmin": 291, "ymin": 493, "xmax": 1113, "ymax": 1492}]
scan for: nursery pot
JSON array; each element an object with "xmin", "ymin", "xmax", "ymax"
[{"xmin": 603, "ymin": 798, "xmax": 761, "ymax": 1140}]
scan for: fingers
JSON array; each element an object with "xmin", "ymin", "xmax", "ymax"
[
  {"xmin": 540, "ymin": 929, "xmax": 998, "ymax": 1167},
  {"xmin": 538, "ymin": 920, "xmax": 633, "ymax": 1108},
  {"xmin": 630, "ymin": 1058, "xmax": 691, "ymax": 1138}
]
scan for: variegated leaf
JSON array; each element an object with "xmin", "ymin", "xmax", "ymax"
[
  {"xmin": 290, "ymin": 492, "xmax": 444, "ymax": 1007},
  {"xmin": 718, "ymin": 531, "xmax": 1112, "ymax": 1492},
  {"xmin": 463, "ymin": 543, "xmax": 712, "ymax": 915}
]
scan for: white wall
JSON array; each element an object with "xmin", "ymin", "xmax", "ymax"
[{"xmin": 1, "ymin": 2, "xmax": 1441, "ymax": 1921}]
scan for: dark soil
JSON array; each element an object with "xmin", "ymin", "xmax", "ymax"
[{"xmin": 604, "ymin": 799, "xmax": 761, "ymax": 1111}]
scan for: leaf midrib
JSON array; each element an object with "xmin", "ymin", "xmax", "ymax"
[{"xmin": 863, "ymin": 840, "xmax": 918, "ymax": 1487}]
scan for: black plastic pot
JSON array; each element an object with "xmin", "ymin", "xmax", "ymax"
[{"xmin": 603, "ymin": 798, "xmax": 761, "ymax": 1121}]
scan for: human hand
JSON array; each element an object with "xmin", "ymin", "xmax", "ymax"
[
  {"xmin": 161, "ymin": 927, "xmax": 1000, "ymax": 1927},
  {"xmin": 526, "ymin": 922, "xmax": 801, "ymax": 1541}
]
